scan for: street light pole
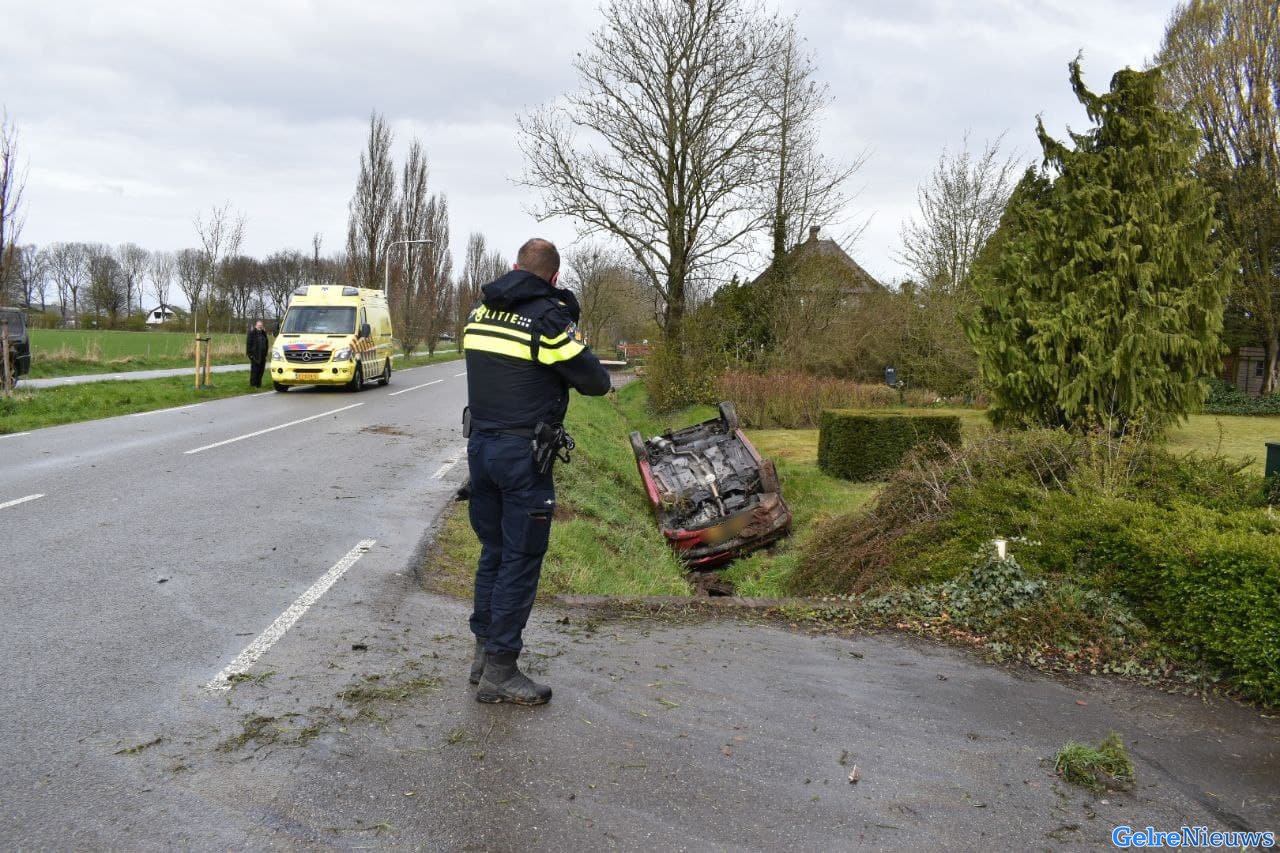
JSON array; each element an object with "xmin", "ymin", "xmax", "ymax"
[{"xmin": 385, "ymin": 239, "xmax": 435, "ymax": 294}]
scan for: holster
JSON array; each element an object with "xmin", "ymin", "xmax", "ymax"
[
  {"xmin": 462, "ymin": 406, "xmax": 472, "ymax": 438},
  {"xmin": 532, "ymin": 421, "xmax": 575, "ymax": 475}
]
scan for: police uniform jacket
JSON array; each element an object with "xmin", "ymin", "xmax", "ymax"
[{"xmin": 463, "ymin": 270, "xmax": 612, "ymax": 432}]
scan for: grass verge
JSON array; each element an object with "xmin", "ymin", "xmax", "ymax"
[
  {"xmin": 423, "ymin": 382, "xmax": 872, "ymax": 599},
  {"xmin": 1, "ymin": 376, "xmax": 268, "ymax": 433},
  {"xmin": 0, "ymin": 351, "xmax": 462, "ymax": 434}
]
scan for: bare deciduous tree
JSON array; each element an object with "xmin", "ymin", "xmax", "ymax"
[
  {"xmin": 564, "ymin": 244, "xmax": 635, "ymax": 348},
  {"xmin": 194, "ymin": 202, "xmax": 246, "ymax": 334},
  {"xmin": 762, "ymin": 21, "xmax": 866, "ymax": 266},
  {"xmin": 345, "ymin": 112, "xmax": 396, "ymax": 290},
  {"xmin": 0, "ymin": 108, "xmax": 26, "ymax": 307},
  {"xmin": 116, "ymin": 242, "xmax": 149, "ymax": 317},
  {"xmin": 262, "ymin": 250, "xmax": 306, "ymax": 320},
  {"xmin": 220, "ymin": 255, "xmax": 259, "ymax": 331},
  {"xmin": 47, "ymin": 241, "xmax": 89, "ymax": 325},
  {"xmin": 175, "ymin": 247, "xmax": 208, "ymax": 328},
  {"xmin": 519, "ymin": 0, "xmax": 786, "ymax": 340},
  {"xmin": 16, "ymin": 245, "xmax": 48, "ymax": 310},
  {"xmin": 86, "ymin": 243, "xmax": 125, "ymax": 323},
  {"xmin": 147, "ymin": 250, "xmax": 175, "ymax": 318},
  {"xmin": 1159, "ymin": 0, "xmax": 1280, "ymax": 388},
  {"xmin": 898, "ymin": 133, "xmax": 1020, "ymax": 294},
  {"xmin": 455, "ymin": 232, "xmax": 489, "ymax": 341},
  {"xmin": 390, "ymin": 138, "xmax": 432, "ymax": 354},
  {"xmin": 419, "ymin": 193, "xmax": 453, "ymax": 355}
]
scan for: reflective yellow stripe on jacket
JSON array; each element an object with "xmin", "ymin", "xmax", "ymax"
[{"xmin": 463, "ymin": 311, "xmax": 585, "ymax": 365}]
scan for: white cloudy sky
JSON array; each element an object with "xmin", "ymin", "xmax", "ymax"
[{"xmin": 3, "ymin": 0, "xmax": 1174, "ymax": 300}]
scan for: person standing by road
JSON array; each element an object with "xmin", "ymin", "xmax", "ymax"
[
  {"xmin": 245, "ymin": 320, "xmax": 269, "ymax": 388},
  {"xmin": 462, "ymin": 238, "xmax": 611, "ymax": 706}
]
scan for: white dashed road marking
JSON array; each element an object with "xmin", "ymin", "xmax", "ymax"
[
  {"xmin": 431, "ymin": 449, "xmax": 466, "ymax": 479},
  {"xmin": 0, "ymin": 494, "xmax": 44, "ymax": 511},
  {"xmin": 184, "ymin": 403, "xmax": 364, "ymax": 455},
  {"xmin": 0, "ymin": 432, "xmax": 31, "ymax": 439},
  {"xmin": 205, "ymin": 539, "xmax": 376, "ymax": 691},
  {"xmin": 387, "ymin": 379, "xmax": 443, "ymax": 397},
  {"xmin": 454, "ymin": 371, "xmax": 467, "ymax": 377},
  {"xmin": 131, "ymin": 403, "xmax": 204, "ymax": 417}
]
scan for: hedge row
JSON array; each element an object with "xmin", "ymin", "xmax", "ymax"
[
  {"xmin": 1202, "ymin": 378, "xmax": 1280, "ymax": 415},
  {"xmin": 1029, "ymin": 495, "xmax": 1280, "ymax": 705},
  {"xmin": 817, "ymin": 410, "xmax": 962, "ymax": 481}
]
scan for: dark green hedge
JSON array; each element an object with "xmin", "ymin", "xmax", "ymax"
[
  {"xmin": 1202, "ymin": 378, "xmax": 1280, "ymax": 415},
  {"xmin": 818, "ymin": 410, "xmax": 962, "ymax": 481},
  {"xmin": 1031, "ymin": 496, "xmax": 1280, "ymax": 705}
]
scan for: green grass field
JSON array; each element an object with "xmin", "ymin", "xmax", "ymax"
[
  {"xmin": 24, "ymin": 329, "xmax": 460, "ymax": 379},
  {"xmin": 0, "ymin": 350, "xmax": 462, "ymax": 434},
  {"xmin": 28, "ymin": 329, "xmax": 245, "ymax": 377}
]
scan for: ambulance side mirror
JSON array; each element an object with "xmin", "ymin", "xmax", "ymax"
[{"xmin": 359, "ymin": 323, "xmax": 372, "ymax": 339}]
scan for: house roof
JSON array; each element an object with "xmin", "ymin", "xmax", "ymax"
[{"xmin": 749, "ymin": 226, "xmax": 884, "ymax": 293}]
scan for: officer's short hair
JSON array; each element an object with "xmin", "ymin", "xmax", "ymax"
[{"xmin": 516, "ymin": 238, "xmax": 560, "ymax": 283}]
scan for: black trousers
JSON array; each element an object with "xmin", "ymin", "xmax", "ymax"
[
  {"xmin": 467, "ymin": 430, "xmax": 556, "ymax": 655},
  {"xmin": 249, "ymin": 359, "xmax": 266, "ymax": 387}
]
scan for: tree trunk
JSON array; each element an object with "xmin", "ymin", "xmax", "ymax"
[{"xmin": 1267, "ymin": 325, "xmax": 1280, "ymax": 395}]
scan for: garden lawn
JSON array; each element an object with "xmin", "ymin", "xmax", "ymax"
[
  {"xmin": 1167, "ymin": 414, "xmax": 1280, "ymax": 475},
  {"xmin": 0, "ymin": 376, "xmax": 265, "ymax": 434}
]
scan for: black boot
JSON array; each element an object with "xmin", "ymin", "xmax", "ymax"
[
  {"xmin": 469, "ymin": 638, "xmax": 486, "ymax": 686},
  {"xmin": 475, "ymin": 651, "xmax": 552, "ymax": 706}
]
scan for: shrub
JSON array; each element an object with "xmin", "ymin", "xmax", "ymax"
[
  {"xmin": 1202, "ymin": 377, "xmax": 1280, "ymax": 415},
  {"xmin": 1100, "ymin": 518, "xmax": 1280, "ymax": 705},
  {"xmin": 799, "ymin": 425, "xmax": 1280, "ymax": 704},
  {"xmin": 717, "ymin": 370, "xmax": 945, "ymax": 428},
  {"xmin": 794, "ymin": 429, "xmax": 1078, "ymax": 593},
  {"xmin": 818, "ymin": 410, "xmax": 961, "ymax": 481}
]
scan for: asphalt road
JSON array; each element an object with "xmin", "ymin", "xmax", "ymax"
[
  {"xmin": 2, "ymin": 360, "xmax": 1278, "ymax": 850},
  {"xmin": 0, "ymin": 359, "xmax": 470, "ymax": 846}
]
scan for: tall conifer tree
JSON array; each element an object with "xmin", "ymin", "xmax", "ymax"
[{"xmin": 969, "ymin": 60, "xmax": 1233, "ymax": 433}]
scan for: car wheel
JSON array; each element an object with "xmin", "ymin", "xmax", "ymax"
[
  {"xmin": 378, "ymin": 359, "xmax": 391, "ymax": 386},
  {"xmin": 718, "ymin": 401, "xmax": 739, "ymax": 431},
  {"xmin": 347, "ymin": 361, "xmax": 363, "ymax": 392},
  {"xmin": 629, "ymin": 431, "xmax": 647, "ymax": 462},
  {"xmin": 273, "ymin": 381, "xmax": 289, "ymax": 393}
]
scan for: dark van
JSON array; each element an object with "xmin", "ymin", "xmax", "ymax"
[{"xmin": 0, "ymin": 307, "xmax": 30, "ymax": 386}]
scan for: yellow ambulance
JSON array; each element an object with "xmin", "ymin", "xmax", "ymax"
[{"xmin": 269, "ymin": 285, "xmax": 395, "ymax": 392}]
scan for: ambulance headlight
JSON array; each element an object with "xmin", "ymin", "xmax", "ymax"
[
  {"xmin": 271, "ymin": 347, "xmax": 284, "ymax": 361},
  {"xmin": 332, "ymin": 348, "xmax": 353, "ymax": 362}
]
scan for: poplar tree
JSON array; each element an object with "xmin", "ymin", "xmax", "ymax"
[{"xmin": 969, "ymin": 60, "xmax": 1233, "ymax": 434}]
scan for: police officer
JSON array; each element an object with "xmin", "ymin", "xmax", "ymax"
[{"xmin": 462, "ymin": 238, "xmax": 611, "ymax": 706}]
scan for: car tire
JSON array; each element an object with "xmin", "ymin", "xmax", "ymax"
[
  {"xmin": 273, "ymin": 381, "xmax": 289, "ymax": 393},
  {"xmin": 629, "ymin": 431, "xmax": 647, "ymax": 462},
  {"xmin": 378, "ymin": 359, "xmax": 391, "ymax": 386},
  {"xmin": 718, "ymin": 401, "xmax": 739, "ymax": 431},
  {"xmin": 347, "ymin": 361, "xmax": 363, "ymax": 392}
]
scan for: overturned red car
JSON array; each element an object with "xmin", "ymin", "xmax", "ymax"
[{"xmin": 629, "ymin": 402, "xmax": 792, "ymax": 569}]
